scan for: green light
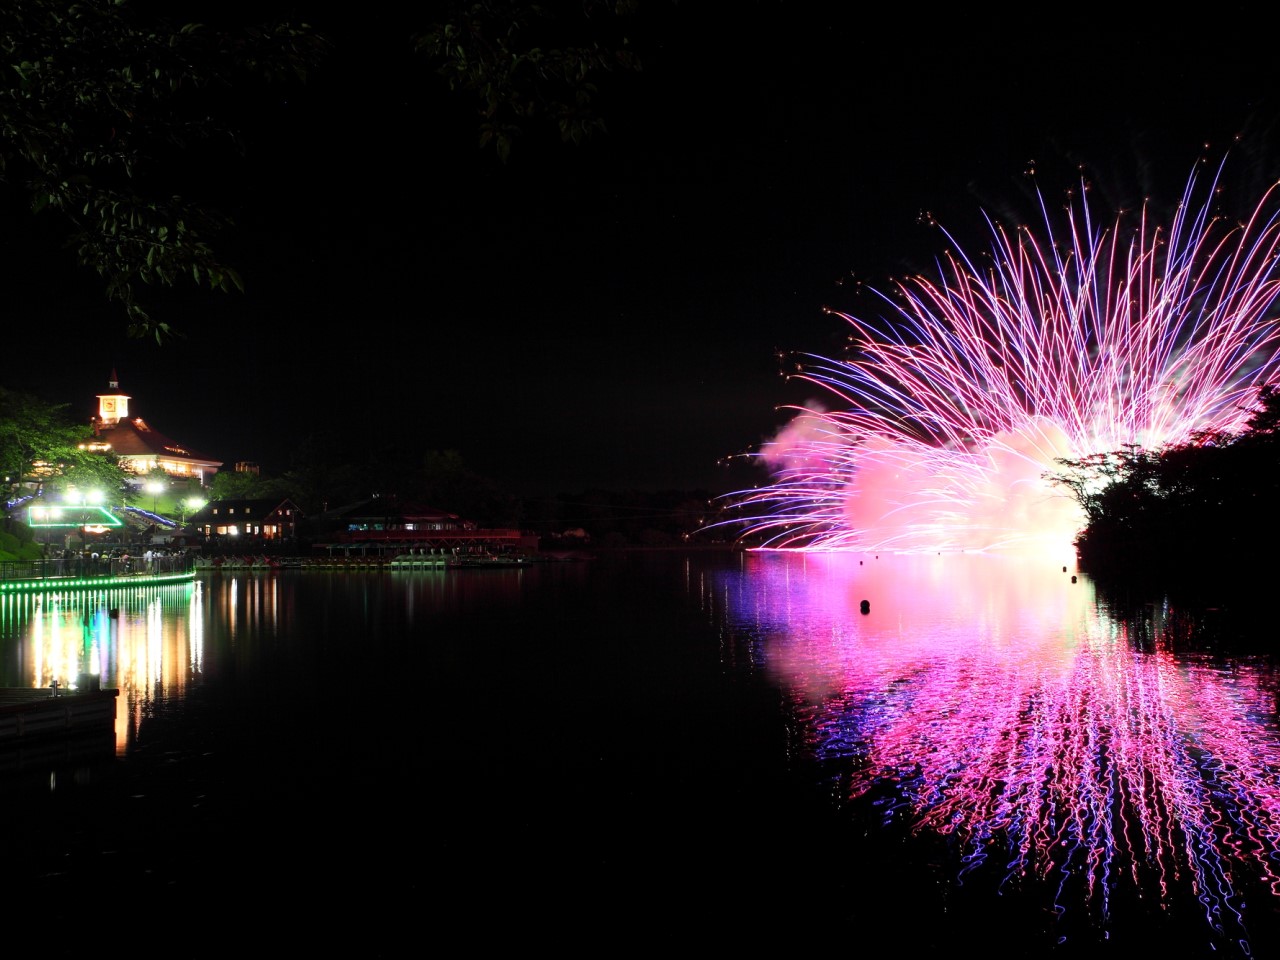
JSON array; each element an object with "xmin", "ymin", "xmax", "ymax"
[
  {"xmin": 27, "ymin": 504, "xmax": 123, "ymax": 528},
  {"xmin": 0, "ymin": 570, "xmax": 196, "ymax": 593}
]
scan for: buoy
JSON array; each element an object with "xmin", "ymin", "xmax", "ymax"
[{"xmin": 860, "ymin": 599, "xmax": 870, "ymax": 614}]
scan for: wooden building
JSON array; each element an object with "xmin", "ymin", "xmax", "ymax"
[{"xmin": 190, "ymin": 498, "xmax": 302, "ymax": 541}]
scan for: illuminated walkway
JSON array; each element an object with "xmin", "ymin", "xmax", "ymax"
[{"xmin": 0, "ymin": 556, "xmax": 195, "ymax": 593}]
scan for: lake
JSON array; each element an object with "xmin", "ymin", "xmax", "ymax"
[{"xmin": 1, "ymin": 550, "xmax": 1278, "ymax": 957}]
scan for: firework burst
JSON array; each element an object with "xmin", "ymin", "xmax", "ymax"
[{"xmin": 723, "ymin": 155, "xmax": 1280, "ymax": 555}]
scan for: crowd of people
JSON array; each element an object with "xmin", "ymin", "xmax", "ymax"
[{"xmin": 44, "ymin": 544, "xmax": 193, "ymax": 577}]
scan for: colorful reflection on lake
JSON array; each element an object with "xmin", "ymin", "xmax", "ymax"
[
  {"xmin": 0, "ymin": 582, "xmax": 204, "ymax": 754},
  {"xmin": 710, "ymin": 551, "xmax": 1280, "ymax": 954},
  {"xmin": 2, "ymin": 555, "xmax": 1279, "ymax": 953}
]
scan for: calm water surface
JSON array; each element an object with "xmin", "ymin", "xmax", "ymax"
[{"xmin": 1, "ymin": 551, "xmax": 1278, "ymax": 957}]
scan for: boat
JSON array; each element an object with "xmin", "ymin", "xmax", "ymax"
[
  {"xmin": 388, "ymin": 553, "xmax": 448, "ymax": 569},
  {"xmin": 448, "ymin": 554, "xmax": 530, "ymax": 568}
]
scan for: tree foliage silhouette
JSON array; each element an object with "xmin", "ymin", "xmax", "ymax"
[{"xmin": 0, "ymin": 1, "xmax": 328, "ymax": 340}]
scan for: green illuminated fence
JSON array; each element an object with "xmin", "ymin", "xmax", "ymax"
[{"xmin": 0, "ymin": 555, "xmax": 195, "ymax": 592}]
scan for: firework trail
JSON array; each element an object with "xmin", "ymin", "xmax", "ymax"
[{"xmin": 725, "ymin": 155, "xmax": 1280, "ymax": 554}]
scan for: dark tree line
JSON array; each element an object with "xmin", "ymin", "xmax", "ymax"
[
  {"xmin": 1047, "ymin": 385, "xmax": 1280, "ymax": 598},
  {"xmin": 0, "ymin": 380, "xmax": 719, "ymax": 549}
]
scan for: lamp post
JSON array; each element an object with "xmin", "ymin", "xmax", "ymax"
[
  {"xmin": 79, "ymin": 489, "xmax": 103, "ymax": 554},
  {"xmin": 29, "ymin": 502, "xmax": 51, "ymax": 557},
  {"xmin": 183, "ymin": 497, "xmax": 206, "ymax": 526},
  {"xmin": 146, "ymin": 479, "xmax": 165, "ymax": 516}
]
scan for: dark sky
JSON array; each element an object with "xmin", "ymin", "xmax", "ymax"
[{"xmin": 6, "ymin": 4, "xmax": 1280, "ymax": 498}]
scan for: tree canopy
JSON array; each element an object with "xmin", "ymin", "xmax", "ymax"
[
  {"xmin": 0, "ymin": 385, "xmax": 131, "ymax": 502},
  {"xmin": 415, "ymin": 0, "xmax": 642, "ymax": 163},
  {"xmin": 1046, "ymin": 385, "xmax": 1280, "ymax": 594},
  {"xmin": 0, "ymin": 0, "xmax": 329, "ymax": 341},
  {"xmin": 0, "ymin": 1, "xmax": 651, "ymax": 341}
]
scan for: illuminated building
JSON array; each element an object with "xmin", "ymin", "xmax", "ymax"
[
  {"xmin": 81, "ymin": 370, "xmax": 223, "ymax": 483},
  {"xmin": 190, "ymin": 497, "xmax": 301, "ymax": 541},
  {"xmin": 311, "ymin": 496, "xmax": 538, "ymax": 555}
]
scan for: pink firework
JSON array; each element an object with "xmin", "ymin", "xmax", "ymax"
[{"xmin": 725, "ymin": 156, "xmax": 1280, "ymax": 554}]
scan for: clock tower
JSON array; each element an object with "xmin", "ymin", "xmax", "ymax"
[{"xmin": 96, "ymin": 369, "xmax": 130, "ymax": 425}]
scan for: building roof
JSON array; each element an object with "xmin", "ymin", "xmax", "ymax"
[
  {"xmin": 316, "ymin": 496, "xmax": 461, "ymax": 525},
  {"xmin": 190, "ymin": 498, "xmax": 301, "ymax": 523},
  {"xmin": 95, "ymin": 417, "xmax": 222, "ymax": 467}
]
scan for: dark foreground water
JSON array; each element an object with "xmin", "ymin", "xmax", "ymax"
[{"xmin": 2, "ymin": 550, "xmax": 1279, "ymax": 957}]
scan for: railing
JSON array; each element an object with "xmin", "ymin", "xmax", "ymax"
[{"xmin": 0, "ymin": 554, "xmax": 196, "ymax": 590}]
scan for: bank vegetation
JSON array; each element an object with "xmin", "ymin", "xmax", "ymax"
[{"xmin": 1047, "ymin": 385, "xmax": 1280, "ymax": 603}]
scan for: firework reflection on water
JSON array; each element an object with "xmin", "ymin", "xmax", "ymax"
[{"xmin": 713, "ymin": 551, "xmax": 1280, "ymax": 955}]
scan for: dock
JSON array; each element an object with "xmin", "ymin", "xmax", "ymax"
[
  {"xmin": 0, "ymin": 685, "xmax": 118, "ymax": 787},
  {"xmin": 0, "ymin": 685, "xmax": 118, "ymax": 744}
]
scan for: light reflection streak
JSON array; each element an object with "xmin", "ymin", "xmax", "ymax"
[
  {"xmin": 712, "ymin": 551, "xmax": 1280, "ymax": 949},
  {"xmin": 0, "ymin": 585, "xmax": 203, "ymax": 754},
  {"xmin": 189, "ymin": 580, "xmax": 204, "ymax": 673}
]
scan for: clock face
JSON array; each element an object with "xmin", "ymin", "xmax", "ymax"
[{"xmin": 102, "ymin": 399, "xmax": 116, "ymax": 412}]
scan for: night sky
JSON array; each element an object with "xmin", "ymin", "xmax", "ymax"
[{"xmin": 5, "ymin": 4, "xmax": 1280, "ymax": 498}]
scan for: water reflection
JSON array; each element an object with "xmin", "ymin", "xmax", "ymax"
[
  {"xmin": 0, "ymin": 582, "xmax": 203, "ymax": 754},
  {"xmin": 711, "ymin": 551, "xmax": 1280, "ymax": 953}
]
